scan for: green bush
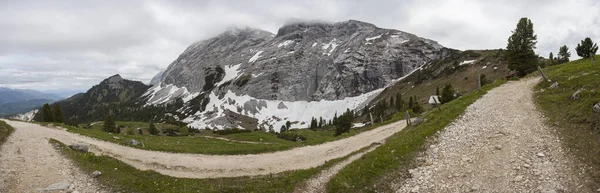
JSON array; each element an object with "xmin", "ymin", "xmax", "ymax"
[
  {"xmin": 0, "ymin": 120, "xmax": 15, "ymax": 147},
  {"xmin": 277, "ymin": 133, "xmax": 307, "ymax": 142},
  {"xmin": 213, "ymin": 128, "xmax": 251, "ymax": 135}
]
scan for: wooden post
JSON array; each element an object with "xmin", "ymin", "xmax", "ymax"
[
  {"xmin": 537, "ymin": 66, "xmax": 548, "ymax": 82},
  {"xmin": 477, "ymin": 73, "xmax": 481, "ymax": 91},
  {"xmin": 434, "ymin": 96, "xmax": 441, "ymax": 111},
  {"xmin": 369, "ymin": 112, "xmax": 374, "ymax": 126},
  {"xmin": 405, "ymin": 110, "xmax": 411, "ymax": 126}
]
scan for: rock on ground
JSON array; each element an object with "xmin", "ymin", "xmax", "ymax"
[{"xmin": 395, "ymin": 78, "xmax": 590, "ymax": 192}]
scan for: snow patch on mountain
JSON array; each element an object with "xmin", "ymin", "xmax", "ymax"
[
  {"xmin": 248, "ymin": 51, "xmax": 264, "ymax": 63},
  {"xmin": 460, "ymin": 59, "xmax": 476, "ymax": 66},
  {"xmin": 277, "ymin": 40, "xmax": 294, "ymax": 48},
  {"xmin": 11, "ymin": 109, "xmax": 38, "ymax": 122},
  {"xmin": 216, "ymin": 63, "xmax": 242, "ymax": 87},
  {"xmin": 365, "ymin": 34, "xmax": 382, "ymax": 41}
]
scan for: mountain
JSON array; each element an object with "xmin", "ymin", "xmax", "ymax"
[
  {"xmin": 0, "ymin": 99, "xmax": 55, "ymax": 117},
  {"xmin": 0, "ymin": 87, "xmax": 61, "ymax": 104},
  {"xmin": 0, "ymin": 87, "xmax": 62, "ymax": 117},
  {"xmin": 143, "ymin": 19, "xmax": 452, "ymax": 131},
  {"xmin": 33, "ymin": 74, "xmax": 152, "ymax": 123}
]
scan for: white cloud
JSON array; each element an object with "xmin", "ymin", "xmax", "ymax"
[{"xmin": 0, "ymin": 0, "xmax": 598, "ymax": 91}]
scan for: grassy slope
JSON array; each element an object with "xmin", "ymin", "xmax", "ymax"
[
  {"xmin": 371, "ymin": 49, "xmax": 509, "ymax": 111},
  {"xmin": 327, "ymin": 80, "xmax": 506, "ymax": 192},
  {"xmin": 49, "ymin": 139, "xmax": 375, "ymax": 193},
  {"xmin": 533, "ymin": 55, "xmax": 600, "ymax": 190},
  {"xmin": 47, "ymin": 121, "xmax": 373, "ymax": 155},
  {"xmin": 0, "ymin": 120, "xmax": 15, "ymax": 147}
]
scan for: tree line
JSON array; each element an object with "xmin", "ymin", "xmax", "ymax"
[{"xmin": 507, "ymin": 17, "xmax": 598, "ymax": 76}]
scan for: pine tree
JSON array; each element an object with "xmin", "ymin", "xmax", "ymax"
[
  {"xmin": 549, "ymin": 52, "xmax": 554, "ymax": 64},
  {"xmin": 389, "ymin": 97, "xmax": 394, "ymax": 109},
  {"xmin": 408, "ymin": 96, "xmax": 414, "ymax": 109},
  {"xmin": 436, "ymin": 86, "xmax": 440, "ymax": 96},
  {"xmin": 575, "ymin": 37, "xmax": 598, "ymax": 59},
  {"xmin": 395, "ymin": 93, "xmax": 403, "ymax": 111},
  {"xmin": 411, "ymin": 99, "xmax": 423, "ymax": 114},
  {"xmin": 41, "ymin": 103, "xmax": 54, "ymax": 122},
  {"xmin": 440, "ymin": 84, "xmax": 457, "ymax": 104},
  {"xmin": 51, "ymin": 104, "xmax": 64, "ymax": 123},
  {"xmin": 506, "ymin": 17, "xmax": 538, "ymax": 77},
  {"xmin": 557, "ymin": 45, "xmax": 571, "ymax": 63},
  {"xmin": 318, "ymin": 117, "xmax": 323, "ymax": 127},
  {"xmin": 285, "ymin": 121, "xmax": 291, "ymax": 131},
  {"xmin": 148, "ymin": 123, "xmax": 159, "ymax": 135},
  {"xmin": 103, "ymin": 115, "xmax": 116, "ymax": 133}
]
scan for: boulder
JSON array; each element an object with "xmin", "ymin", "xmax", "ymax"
[
  {"xmin": 411, "ymin": 117, "xmax": 424, "ymax": 126},
  {"xmin": 125, "ymin": 139, "xmax": 140, "ymax": 146},
  {"xmin": 68, "ymin": 143, "xmax": 89, "ymax": 153},
  {"xmin": 549, "ymin": 82, "xmax": 559, "ymax": 89},
  {"xmin": 594, "ymin": 103, "xmax": 600, "ymax": 113},
  {"xmin": 91, "ymin": 171, "xmax": 102, "ymax": 178},
  {"xmin": 570, "ymin": 89, "xmax": 583, "ymax": 100}
]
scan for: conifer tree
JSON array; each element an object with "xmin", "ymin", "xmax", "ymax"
[
  {"xmin": 148, "ymin": 122, "xmax": 159, "ymax": 135},
  {"xmin": 52, "ymin": 104, "xmax": 64, "ymax": 123},
  {"xmin": 557, "ymin": 45, "xmax": 571, "ymax": 63},
  {"xmin": 575, "ymin": 37, "xmax": 598, "ymax": 59},
  {"xmin": 506, "ymin": 17, "xmax": 538, "ymax": 76},
  {"xmin": 103, "ymin": 115, "xmax": 116, "ymax": 133},
  {"xmin": 42, "ymin": 103, "xmax": 54, "ymax": 122}
]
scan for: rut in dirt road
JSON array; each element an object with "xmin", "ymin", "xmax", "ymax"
[
  {"xmin": 396, "ymin": 78, "xmax": 590, "ymax": 193},
  {"xmin": 1, "ymin": 119, "xmax": 407, "ymax": 179},
  {"xmin": 0, "ymin": 121, "xmax": 105, "ymax": 193}
]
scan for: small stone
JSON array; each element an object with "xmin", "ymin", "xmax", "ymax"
[
  {"xmin": 411, "ymin": 186, "xmax": 420, "ymax": 193},
  {"xmin": 91, "ymin": 171, "xmax": 101, "ymax": 178},
  {"xmin": 68, "ymin": 144, "xmax": 89, "ymax": 153},
  {"xmin": 593, "ymin": 103, "xmax": 600, "ymax": 113},
  {"xmin": 537, "ymin": 153, "xmax": 546, "ymax": 157},
  {"xmin": 494, "ymin": 145, "xmax": 502, "ymax": 150},
  {"xmin": 524, "ymin": 164, "xmax": 531, "ymax": 168},
  {"xmin": 514, "ymin": 175, "xmax": 523, "ymax": 182}
]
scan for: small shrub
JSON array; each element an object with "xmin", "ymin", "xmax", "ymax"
[
  {"xmin": 126, "ymin": 128, "xmax": 135, "ymax": 135},
  {"xmin": 138, "ymin": 128, "xmax": 143, "ymax": 135},
  {"xmin": 179, "ymin": 127, "xmax": 189, "ymax": 136},
  {"xmin": 213, "ymin": 128, "xmax": 251, "ymax": 135},
  {"xmin": 148, "ymin": 123, "xmax": 159, "ymax": 135},
  {"xmin": 277, "ymin": 133, "xmax": 307, "ymax": 142}
]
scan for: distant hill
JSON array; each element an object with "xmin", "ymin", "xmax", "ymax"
[
  {"xmin": 0, "ymin": 87, "xmax": 61, "ymax": 104},
  {"xmin": 0, "ymin": 87, "xmax": 63, "ymax": 117},
  {"xmin": 0, "ymin": 99, "xmax": 55, "ymax": 117}
]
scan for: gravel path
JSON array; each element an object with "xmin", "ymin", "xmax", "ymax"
[
  {"xmin": 0, "ymin": 121, "xmax": 105, "ymax": 193},
  {"xmin": 294, "ymin": 145, "xmax": 381, "ymax": 193},
  {"xmin": 395, "ymin": 78, "xmax": 589, "ymax": 193},
  {"xmin": 1, "ymin": 119, "xmax": 406, "ymax": 179}
]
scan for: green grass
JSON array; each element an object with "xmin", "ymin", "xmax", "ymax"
[
  {"xmin": 41, "ymin": 121, "xmax": 374, "ymax": 155},
  {"xmin": 49, "ymin": 138, "xmax": 376, "ymax": 193},
  {"xmin": 327, "ymin": 79, "xmax": 506, "ymax": 192},
  {"xmin": 0, "ymin": 120, "xmax": 15, "ymax": 147},
  {"xmin": 533, "ymin": 55, "xmax": 600, "ymax": 191}
]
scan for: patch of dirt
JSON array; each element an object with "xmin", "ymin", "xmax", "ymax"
[{"xmin": 0, "ymin": 121, "xmax": 105, "ymax": 193}]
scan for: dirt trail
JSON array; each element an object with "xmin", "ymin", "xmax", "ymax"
[
  {"xmin": 396, "ymin": 78, "xmax": 590, "ymax": 192},
  {"xmin": 0, "ymin": 121, "xmax": 105, "ymax": 193},
  {"xmin": 2, "ymin": 119, "xmax": 406, "ymax": 179}
]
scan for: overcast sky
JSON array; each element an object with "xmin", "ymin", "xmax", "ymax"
[{"xmin": 1, "ymin": 0, "xmax": 599, "ymax": 92}]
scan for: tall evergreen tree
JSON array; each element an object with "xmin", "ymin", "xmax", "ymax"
[
  {"xmin": 285, "ymin": 121, "xmax": 291, "ymax": 131},
  {"xmin": 549, "ymin": 52, "xmax": 554, "ymax": 64},
  {"xmin": 318, "ymin": 117, "xmax": 323, "ymax": 127},
  {"xmin": 557, "ymin": 45, "xmax": 571, "ymax": 63},
  {"xmin": 506, "ymin": 17, "xmax": 538, "ymax": 76},
  {"xmin": 436, "ymin": 86, "xmax": 440, "ymax": 96},
  {"xmin": 41, "ymin": 103, "xmax": 54, "ymax": 122},
  {"xmin": 103, "ymin": 115, "xmax": 116, "ymax": 133},
  {"xmin": 575, "ymin": 37, "xmax": 598, "ymax": 59},
  {"xmin": 408, "ymin": 96, "xmax": 414, "ymax": 109},
  {"xmin": 395, "ymin": 93, "xmax": 403, "ymax": 111},
  {"xmin": 148, "ymin": 122, "xmax": 159, "ymax": 135},
  {"xmin": 411, "ymin": 99, "xmax": 423, "ymax": 114},
  {"xmin": 51, "ymin": 104, "xmax": 64, "ymax": 123},
  {"xmin": 440, "ymin": 84, "xmax": 457, "ymax": 104}
]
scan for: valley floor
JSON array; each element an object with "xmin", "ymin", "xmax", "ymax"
[
  {"xmin": 0, "ymin": 118, "xmax": 406, "ymax": 180},
  {"xmin": 395, "ymin": 78, "xmax": 589, "ymax": 192}
]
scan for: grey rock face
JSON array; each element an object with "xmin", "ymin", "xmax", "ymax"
[
  {"xmin": 149, "ymin": 70, "xmax": 165, "ymax": 86},
  {"xmin": 157, "ymin": 20, "xmax": 446, "ymax": 101}
]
